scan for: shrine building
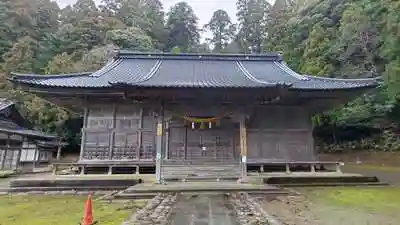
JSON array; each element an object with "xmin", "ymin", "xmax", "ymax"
[{"xmin": 9, "ymin": 51, "xmax": 379, "ymax": 182}]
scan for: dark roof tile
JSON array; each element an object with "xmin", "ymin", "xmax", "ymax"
[{"xmin": 9, "ymin": 51, "xmax": 380, "ymax": 90}]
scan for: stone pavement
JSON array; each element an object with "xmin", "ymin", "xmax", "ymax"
[{"xmin": 167, "ymin": 194, "xmax": 239, "ymax": 225}]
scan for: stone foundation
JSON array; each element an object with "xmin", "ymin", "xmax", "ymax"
[
  {"xmin": 0, "ymin": 190, "xmax": 114, "ymax": 196},
  {"xmin": 124, "ymin": 193, "xmax": 177, "ymax": 225},
  {"xmin": 230, "ymin": 192, "xmax": 280, "ymax": 225}
]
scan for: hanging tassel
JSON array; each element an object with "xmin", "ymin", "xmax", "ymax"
[
  {"xmin": 209, "ymin": 121, "xmax": 212, "ymax": 129},
  {"xmin": 191, "ymin": 122, "xmax": 195, "ymax": 129},
  {"xmin": 200, "ymin": 122, "xmax": 205, "ymax": 129}
]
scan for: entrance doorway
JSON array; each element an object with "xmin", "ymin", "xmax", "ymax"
[{"xmin": 168, "ymin": 117, "xmax": 238, "ymax": 162}]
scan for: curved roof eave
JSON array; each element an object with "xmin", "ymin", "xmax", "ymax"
[
  {"xmin": 7, "ymin": 51, "xmax": 382, "ymax": 91},
  {"xmin": 9, "ymin": 71, "xmax": 93, "ymax": 79}
]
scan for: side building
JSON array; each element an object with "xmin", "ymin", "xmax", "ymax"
[
  {"xmin": 9, "ymin": 52, "xmax": 380, "ymax": 181},
  {"xmin": 0, "ymin": 99, "xmax": 62, "ymax": 171}
]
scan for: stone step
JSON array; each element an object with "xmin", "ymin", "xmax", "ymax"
[
  {"xmin": 278, "ymin": 182, "xmax": 389, "ymax": 187},
  {"xmin": 163, "ymin": 161, "xmax": 239, "ymax": 165},
  {"xmin": 115, "ymin": 190, "xmax": 289, "ymax": 200},
  {"xmin": 10, "ymin": 178, "xmax": 139, "ymax": 188},
  {"xmin": 0, "ymin": 186, "xmax": 128, "ymax": 193},
  {"xmin": 164, "ymin": 168, "xmax": 240, "ymax": 171},
  {"xmin": 264, "ymin": 175, "xmax": 381, "ymax": 185},
  {"xmin": 163, "ymin": 173, "xmax": 241, "ymax": 179},
  {"xmin": 123, "ymin": 187, "xmax": 287, "ymax": 194},
  {"xmin": 163, "ymin": 166, "xmax": 240, "ymax": 169},
  {"xmin": 162, "ymin": 169, "xmax": 240, "ymax": 173},
  {"xmin": 113, "ymin": 193, "xmax": 157, "ymax": 200},
  {"xmin": 163, "ymin": 176, "xmax": 239, "ymax": 182}
]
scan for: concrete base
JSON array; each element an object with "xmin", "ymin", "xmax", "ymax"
[
  {"xmin": 262, "ymin": 172, "xmax": 385, "ymax": 186},
  {"xmin": 1, "ymin": 174, "xmax": 143, "ymax": 193},
  {"xmin": 124, "ymin": 182, "xmax": 287, "ymax": 194}
]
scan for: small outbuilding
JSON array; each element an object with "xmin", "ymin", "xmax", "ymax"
[{"xmin": 0, "ymin": 99, "xmax": 63, "ymax": 171}]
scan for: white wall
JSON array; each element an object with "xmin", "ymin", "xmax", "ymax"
[{"xmin": 20, "ymin": 141, "xmax": 38, "ymax": 162}]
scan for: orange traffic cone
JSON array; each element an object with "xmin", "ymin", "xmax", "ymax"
[{"xmin": 81, "ymin": 194, "xmax": 94, "ymax": 225}]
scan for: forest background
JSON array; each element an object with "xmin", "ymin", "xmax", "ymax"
[{"xmin": 0, "ymin": 0, "xmax": 399, "ymax": 153}]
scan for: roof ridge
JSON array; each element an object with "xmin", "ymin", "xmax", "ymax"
[
  {"xmin": 116, "ymin": 51, "xmax": 283, "ymax": 61},
  {"xmin": 110, "ymin": 60, "xmax": 162, "ymax": 86},
  {"xmin": 273, "ymin": 61, "xmax": 310, "ymax": 81},
  {"xmin": 235, "ymin": 61, "xmax": 280, "ymax": 86},
  {"xmin": 90, "ymin": 59, "xmax": 123, "ymax": 77}
]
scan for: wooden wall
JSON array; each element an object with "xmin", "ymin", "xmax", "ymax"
[
  {"xmin": 81, "ymin": 104, "xmax": 157, "ymax": 160},
  {"xmin": 247, "ymin": 106, "xmax": 315, "ymax": 162},
  {"xmin": 80, "ymin": 103, "xmax": 315, "ymax": 162}
]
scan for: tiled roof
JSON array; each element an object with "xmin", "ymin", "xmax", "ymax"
[
  {"xmin": 9, "ymin": 51, "xmax": 380, "ymax": 90},
  {"xmin": 0, "ymin": 99, "xmax": 58, "ymax": 139},
  {"xmin": 0, "ymin": 119, "xmax": 57, "ymax": 139},
  {"xmin": 0, "ymin": 98, "xmax": 14, "ymax": 112}
]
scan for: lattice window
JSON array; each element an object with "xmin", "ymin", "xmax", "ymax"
[
  {"xmin": 142, "ymin": 109, "xmax": 156, "ymax": 130},
  {"xmin": 112, "ymin": 132, "xmax": 139, "ymax": 160},
  {"xmin": 140, "ymin": 132, "xmax": 155, "ymax": 159},
  {"xmin": 83, "ymin": 132, "xmax": 110, "ymax": 160},
  {"xmin": 87, "ymin": 118, "xmax": 113, "ymax": 129},
  {"xmin": 1, "ymin": 149, "xmax": 19, "ymax": 170},
  {"xmin": 115, "ymin": 106, "xmax": 141, "ymax": 129},
  {"xmin": 85, "ymin": 132, "xmax": 110, "ymax": 146},
  {"xmin": 87, "ymin": 106, "xmax": 113, "ymax": 129}
]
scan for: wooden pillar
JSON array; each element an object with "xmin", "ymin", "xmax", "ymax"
[
  {"xmin": 79, "ymin": 107, "xmax": 89, "ymax": 160},
  {"xmin": 155, "ymin": 105, "xmax": 164, "ymax": 184},
  {"xmin": 184, "ymin": 126, "xmax": 188, "ymax": 160},
  {"xmin": 109, "ymin": 104, "xmax": 116, "ymax": 160},
  {"xmin": 0, "ymin": 134, "xmax": 9, "ymax": 169},
  {"xmin": 164, "ymin": 119, "xmax": 170, "ymax": 160},
  {"xmin": 16, "ymin": 137, "xmax": 25, "ymax": 170},
  {"xmin": 137, "ymin": 107, "xmax": 144, "ymax": 160},
  {"xmin": 56, "ymin": 137, "xmax": 62, "ymax": 161},
  {"xmin": 239, "ymin": 116, "xmax": 248, "ymax": 182},
  {"xmin": 336, "ymin": 163, "xmax": 342, "ymax": 173},
  {"xmin": 32, "ymin": 144, "xmax": 37, "ymax": 170}
]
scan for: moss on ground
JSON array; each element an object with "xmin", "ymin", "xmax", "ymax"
[
  {"xmin": 304, "ymin": 187, "xmax": 400, "ymax": 214},
  {"xmin": 0, "ymin": 170, "xmax": 16, "ymax": 179},
  {"xmin": 0, "ymin": 195, "xmax": 144, "ymax": 225},
  {"xmin": 345, "ymin": 164, "xmax": 400, "ymax": 172}
]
